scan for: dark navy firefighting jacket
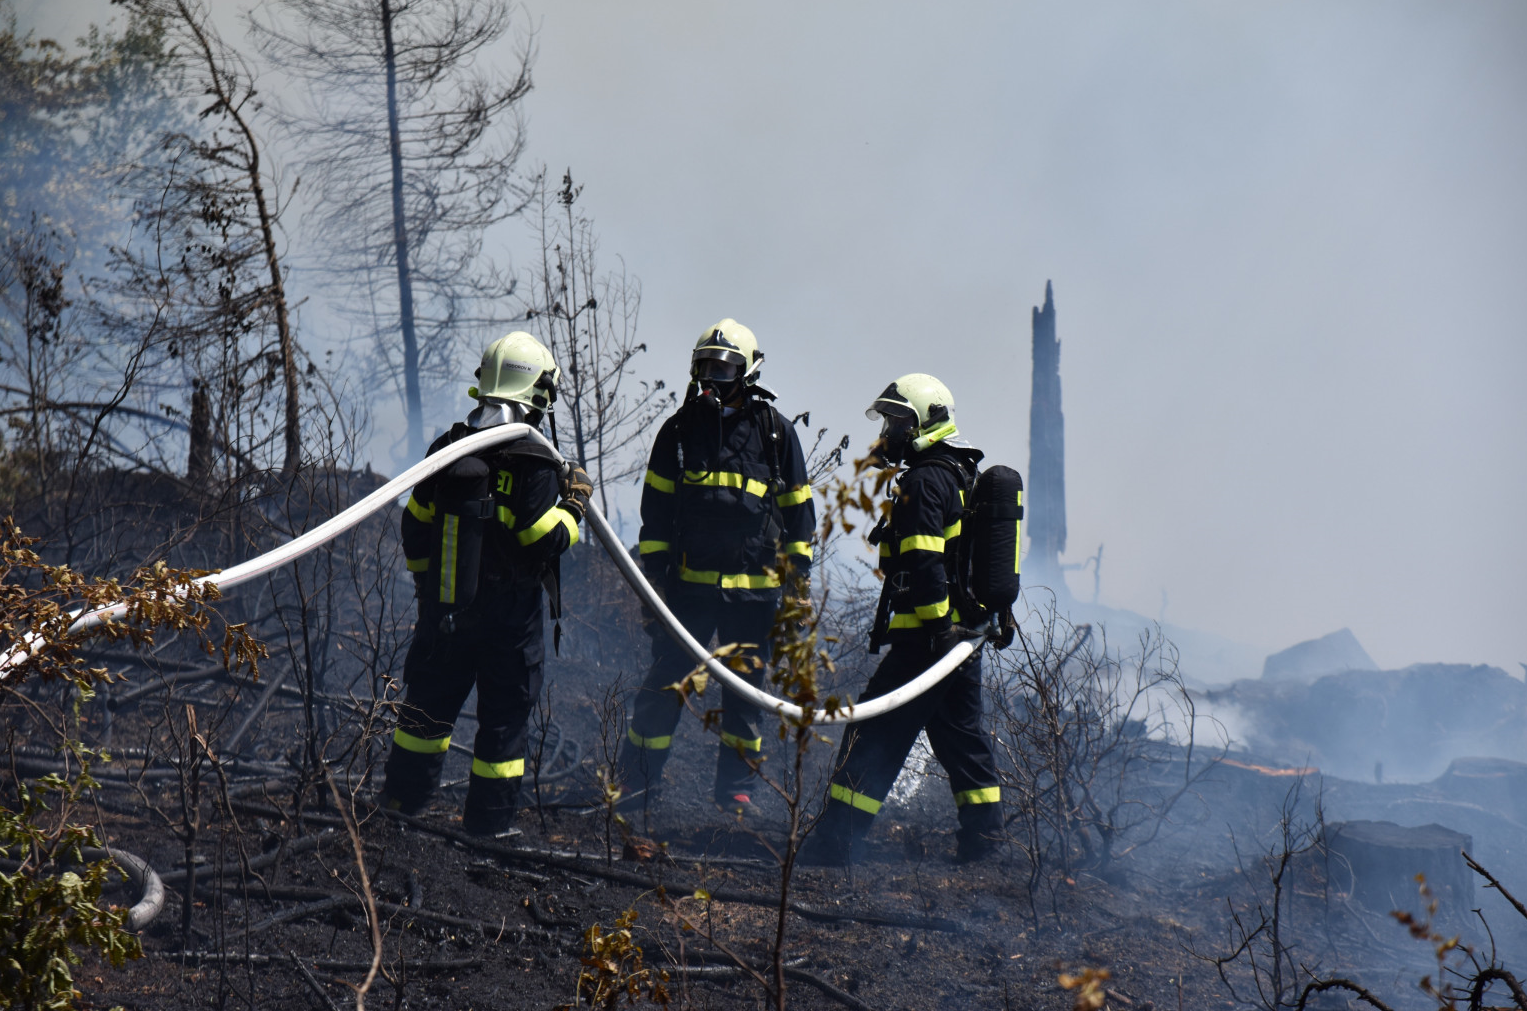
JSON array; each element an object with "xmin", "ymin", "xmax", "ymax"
[{"xmin": 638, "ymin": 397, "xmax": 815, "ymax": 604}]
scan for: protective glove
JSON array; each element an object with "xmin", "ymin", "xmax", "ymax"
[
  {"xmin": 559, "ymin": 464, "xmax": 593, "ymax": 522},
  {"xmin": 931, "ymin": 624, "xmax": 968, "ymax": 658}
]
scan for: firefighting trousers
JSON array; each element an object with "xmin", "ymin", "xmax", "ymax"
[
  {"xmin": 615, "ymin": 593, "xmax": 777, "ymax": 804},
  {"xmin": 381, "ymin": 579, "xmax": 544, "ymax": 835},
  {"xmin": 817, "ymin": 642, "xmax": 1002, "ymax": 853}
]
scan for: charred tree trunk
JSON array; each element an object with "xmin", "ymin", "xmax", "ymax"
[
  {"xmin": 187, "ymin": 381, "xmax": 212, "ymax": 485},
  {"xmin": 381, "ymin": 0, "xmax": 425, "ymax": 463},
  {"xmin": 1027, "ymin": 280, "xmax": 1067, "ymax": 596}
]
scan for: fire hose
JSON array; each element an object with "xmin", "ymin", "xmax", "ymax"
[{"xmin": 0, "ymin": 424, "xmax": 984, "ymax": 724}]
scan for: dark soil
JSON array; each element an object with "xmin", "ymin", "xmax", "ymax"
[
  {"xmin": 54, "ymin": 663, "xmax": 1527, "ymax": 1011},
  {"xmin": 7, "ymin": 507, "xmax": 1521, "ymax": 1011}
]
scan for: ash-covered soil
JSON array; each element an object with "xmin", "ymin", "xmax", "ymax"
[
  {"xmin": 14, "ymin": 536, "xmax": 1520, "ymax": 1011},
  {"xmin": 64, "ymin": 671, "xmax": 1527, "ymax": 1011}
]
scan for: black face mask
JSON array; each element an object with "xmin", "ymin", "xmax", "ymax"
[
  {"xmin": 693, "ymin": 358, "xmax": 744, "ymax": 408},
  {"xmin": 869, "ymin": 413, "xmax": 916, "ymax": 466}
]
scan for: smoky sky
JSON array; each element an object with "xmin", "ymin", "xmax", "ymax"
[{"xmin": 22, "ymin": 1, "xmax": 1527, "ymax": 677}]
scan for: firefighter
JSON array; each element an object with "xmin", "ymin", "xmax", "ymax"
[
  {"xmin": 613, "ymin": 318, "xmax": 815, "ymax": 815},
  {"xmin": 379, "ymin": 332, "xmax": 592, "ymax": 837},
  {"xmin": 804, "ymin": 374, "xmax": 1003, "ymax": 865}
]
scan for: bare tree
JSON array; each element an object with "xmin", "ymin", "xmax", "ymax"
[
  {"xmin": 521, "ymin": 169, "xmax": 672, "ymax": 511},
  {"xmin": 252, "ymin": 0, "xmax": 534, "ymax": 462},
  {"xmin": 113, "ymin": 0, "xmax": 302, "ymax": 479},
  {"xmin": 987, "ymin": 602, "xmax": 1223, "ymax": 923}
]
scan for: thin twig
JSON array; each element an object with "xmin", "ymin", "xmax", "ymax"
[{"xmin": 323, "ymin": 765, "xmax": 381, "ymax": 1010}]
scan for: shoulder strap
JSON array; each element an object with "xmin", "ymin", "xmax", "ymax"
[{"xmin": 908, "ymin": 452, "xmax": 971, "ymax": 493}]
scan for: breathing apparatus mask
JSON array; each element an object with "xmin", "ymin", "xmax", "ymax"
[
  {"xmin": 868, "ymin": 407, "xmax": 918, "ymax": 466},
  {"xmin": 693, "ymin": 352, "xmax": 745, "ymax": 409}
]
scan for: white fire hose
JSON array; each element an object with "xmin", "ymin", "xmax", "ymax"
[{"xmin": 1, "ymin": 424, "xmax": 983, "ymax": 724}]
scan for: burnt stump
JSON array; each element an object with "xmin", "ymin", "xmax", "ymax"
[{"xmin": 1325, "ymin": 820, "xmax": 1473, "ymax": 918}]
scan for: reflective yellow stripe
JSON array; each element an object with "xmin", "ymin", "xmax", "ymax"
[
  {"xmin": 954, "ymin": 786, "xmax": 1001, "ymax": 807},
  {"xmin": 829, "ymin": 783, "xmax": 882, "ymax": 815},
  {"xmin": 682, "ymin": 470, "xmax": 768, "ymax": 497},
  {"xmin": 900, "ymin": 534, "xmax": 944, "ymax": 553},
  {"xmin": 644, "ymin": 469, "xmax": 675, "ymax": 493},
  {"xmin": 678, "ymin": 567, "xmax": 781, "ymax": 590},
  {"xmin": 781, "ymin": 541, "xmax": 812, "ymax": 559},
  {"xmin": 721, "ymin": 571, "xmax": 780, "ymax": 589},
  {"xmin": 406, "ymin": 557, "xmax": 429, "ymax": 572},
  {"xmin": 1015, "ymin": 490, "xmax": 1023, "ymax": 574},
  {"xmin": 776, "ymin": 485, "xmax": 812, "ymax": 507},
  {"xmin": 878, "ymin": 542, "xmax": 890, "ymax": 558},
  {"xmin": 406, "ymin": 494, "xmax": 435, "ymax": 523},
  {"xmin": 719, "ymin": 731, "xmax": 762, "ymax": 752},
  {"xmin": 439, "ymin": 515, "xmax": 460, "ymax": 605},
  {"xmin": 943, "ymin": 519, "xmax": 962, "ymax": 539},
  {"xmin": 627, "ymin": 727, "xmax": 672, "ymax": 750},
  {"xmin": 916, "ymin": 597, "xmax": 951, "ymax": 619},
  {"xmin": 517, "ymin": 505, "xmax": 580, "ymax": 546},
  {"xmin": 638, "ymin": 540, "xmax": 671, "ymax": 555},
  {"xmin": 471, "ymin": 757, "xmax": 525, "ymax": 779},
  {"xmin": 496, "ymin": 504, "xmax": 516, "ymax": 529},
  {"xmin": 951, "ymin": 607, "xmax": 962, "ymax": 624},
  {"xmin": 888, "ymin": 597, "xmax": 950, "ymax": 629},
  {"xmin": 558, "ymin": 508, "xmax": 581, "ymax": 545},
  {"xmin": 393, "ymin": 729, "xmax": 451, "ymax": 754}
]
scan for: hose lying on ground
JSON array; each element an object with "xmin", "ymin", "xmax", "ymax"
[
  {"xmin": 2, "ymin": 847, "xmax": 167, "ymax": 932},
  {"xmin": 81, "ymin": 846, "xmax": 165, "ymax": 931},
  {"xmin": 0, "ymin": 424, "xmax": 984, "ymax": 724}
]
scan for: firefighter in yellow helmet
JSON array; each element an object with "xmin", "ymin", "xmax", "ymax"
[
  {"xmin": 614, "ymin": 319, "xmax": 816, "ymax": 816},
  {"xmin": 803, "ymin": 373, "xmax": 1004, "ymax": 864},
  {"xmin": 380, "ymin": 332, "xmax": 592, "ymax": 837}
]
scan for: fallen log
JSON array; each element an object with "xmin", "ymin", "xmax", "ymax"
[{"xmin": 379, "ymin": 808, "xmax": 963, "ymax": 933}]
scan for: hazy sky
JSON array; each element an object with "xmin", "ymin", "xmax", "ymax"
[
  {"xmin": 515, "ymin": 1, "xmax": 1527, "ymax": 675},
  {"xmin": 22, "ymin": 1, "xmax": 1527, "ymax": 675}
]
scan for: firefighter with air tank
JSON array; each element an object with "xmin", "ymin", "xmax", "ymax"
[
  {"xmin": 612, "ymin": 318, "xmax": 816, "ymax": 816},
  {"xmin": 379, "ymin": 332, "xmax": 592, "ymax": 838},
  {"xmin": 803, "ymin": 373, "xmax": 1021, "ymax": 865}
]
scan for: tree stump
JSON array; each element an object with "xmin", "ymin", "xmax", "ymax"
[
  {"xmin": 1433, "ymin": 757, "xmax": 1527, "ymax": 827},
  {"xmin": 1325, "ymin": 820, "xmax": 1473, "ymax": 918}
]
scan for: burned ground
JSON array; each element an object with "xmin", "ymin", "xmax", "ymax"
[{"xmin": 5, "ymin": 494, "xmax": 1525, "ymax": 1011}]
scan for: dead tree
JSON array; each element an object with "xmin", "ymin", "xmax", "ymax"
[
  {"xmin": 1027, "ymin": 280, "xmax": 1067, "ymax": 595},
  {"xmin": 115, "ymin": 0, "xmax": 302, "ymax": 479},
  {"xmin": 521, "ymin": 169, "xmax": 672, "ymax": 511},
  {"xmin": 252, "ymin": 0, "xmax": 535, "ymax": 462}
]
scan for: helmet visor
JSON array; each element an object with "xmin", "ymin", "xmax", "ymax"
[
  {"xmin": 865, "ymin": 400, "xmax": 916, "ymax": 422},
  {"xmin": 866, "ymin": 380, "xmax": 917, "ymax": 422},
  {"xmin": 694, "ymin": 346, "xmax": 747, "ymax": 369},
  {"xmin": 694, "ymin": 357, "xmax": 742, "ymax": 384}
]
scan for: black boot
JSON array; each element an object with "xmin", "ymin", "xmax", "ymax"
[
  {"xmin": 955, "ymin": 799, "xmax": 1003, "ymax": 863},
  {"xmin": 462, "ymin": 771, "xmax": 521, "ymax": 838},
  {"xmin": 380, "ymin": 742, "xmax": 448, "ymax": 816}
]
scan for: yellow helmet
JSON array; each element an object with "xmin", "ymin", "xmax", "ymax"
[
  {"xmin": 692, "ymin": 318, "xmax": 763, "ymax": 388},
  {"xmin": 866, "ymin": 373, "xmax": 957, "ymax": 455},
  {"xmin": 469, "ymin": 332, "xmax": 560, "ymax": 414}
]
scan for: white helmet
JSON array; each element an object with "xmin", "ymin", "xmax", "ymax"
[
  {"xmin": 691, "ymin": 318, "xmax": 763, "ymax": 391},
  {"xmin": 866, "ymin": 373, "xmax": 957, "ymax": 457},
  {"xmin": 467, "ymin": 332, "xmax": 560, "ymax": 427},
  {"xmin": 470, "ymin": 332, "xmax": 559, "ymax": 407}
]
